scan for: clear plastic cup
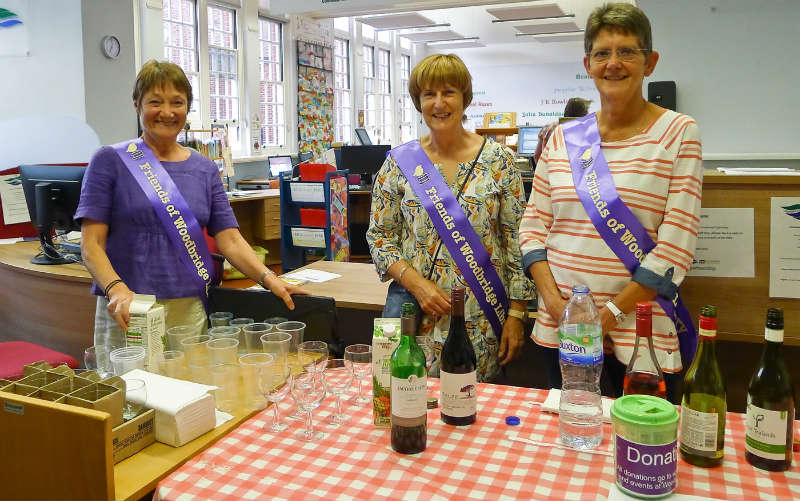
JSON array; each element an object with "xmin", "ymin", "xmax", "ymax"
[
  {"xmin": 230, "ymin": 317, "xmax": 255, "ymax": 327},
  {"xmin": 209, "ymin": 311, "xmax": 234, "ymax": 327},
  {"xmin": 188, "ymin": 359, "xmax": 217, "ymax": 385},
  {"xmin": 276, "ymin": 321, "xmax": 306, "ymax": 352},
  {"xmin": 109, "ymin": 346, "xmax": 146, "ymax": 376},
  {"xmin": 167, "ymin": 324, "xmax": 202, "ymax": 351},
  {"xmin": 208, "ymin": 326, "xmax": 241, "ymax": 339},
  {"xmin": 207, "ymin": 337, "xmax": 239, "ymax": 364},
  {"xmin": 158, "ymin": 350, "xmax": 186, "ymax": 379},
  {"xmin": 242, "ymin": 323, "xmax": 273, "ymax": 353},
  {"xmin": 265, "ymin": 316, "xmax": 289, "ymax": 326},
  {"xmin": 239, "ymin": 353, "xmax": 274, "ymax": 410},
  {"xmin": 180, "ymin": 335, "xmax": 212, "ymax": 365},
  {"xmin": 211, "ymin": 363, "xmax": 241, "ymax": 413}
]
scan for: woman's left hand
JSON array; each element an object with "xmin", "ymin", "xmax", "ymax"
[
  {"xmin": 264, "ymin": 274, "xmax": 308, "ymax": 310},
  {"xmin": 498, "ymin": 316, "xmax": 525, "ymax": 366}
]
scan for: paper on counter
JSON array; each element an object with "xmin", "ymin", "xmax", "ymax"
[
  {"xmin": 530, "ymin": 388, "xmax": 614, "ymax": 423},
  {"xmin": 0, "ymin": 174, "xmax": 30, "ymax": 225},
  {"xmin": 281, "ymin": 269, "xmax": 341, "ymax": 283},
  {"xmin": 121, "ymin": 370, "xmax": 216, "ymax": 415}
]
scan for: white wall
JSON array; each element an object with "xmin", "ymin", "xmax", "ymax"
[
  {"xmin": 0, "ymin": 0, "xmax": 85, "ymax": 121},
  {"xmin": 640, "ymin": 0, "xmax": 799, "ymax": 157}
]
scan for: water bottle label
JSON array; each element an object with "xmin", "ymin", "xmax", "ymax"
[{"xmin": 558, "ymin": 324, "xmax": 602, "ymax": 365}]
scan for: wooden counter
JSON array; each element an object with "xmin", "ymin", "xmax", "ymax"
[
  {"xmin": 681, "ymin": 171, "xmax": 800, "ymax": 344},
  {"xmin": 0, "ymin": 241, "xmax": 94, "ymax": 360}
]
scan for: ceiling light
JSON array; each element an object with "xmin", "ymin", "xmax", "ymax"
[
  {"xmin": 357, "ymin": 12, "xmax": 443, "ymax": 30},
  {"xmin": 516, "ymin": 30, "xmax": 583, "ymax": 37},
  {"xmin": 492, "ymin": 14, "xmax": 574, "ymax": 23},
  {"xmin": 514, "ymin": 21, "xmax": 580, "ymax": 35},
  {"xmin": 400, "ymin": 30, "xmax": 466, "ymax": 42},
  {"xmin": 426, "ymin": 37, "xmax": 480, "ymax": 45},
  {"xmin": 427, "ymin": 41, "xmax": 486, "ymax": 49},
  {"xmin": 486, "ymin": 3, "xmax": 566, "ymax": 21}
]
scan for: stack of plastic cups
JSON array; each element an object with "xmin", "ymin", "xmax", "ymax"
[
  {"xmin": 167, "ymin": 324, "xmax": 202, "ymax": 352},
  {"xmin": 242, "ymin": 323, "xmax": 273, "ymax": 353},
  {"xmin": 181, "ymin": 335, "xmax": 212, "ymax": 384},
  {"xmin": 239, "ymin": 353, "xmax": 274, "ymax": 410},
  {"xmin": 207, "ymin": 337, "xmax": 239, "ymax": 364},
  {"xmin": 209, "ymin": 311, "xmax": 234, "ymax": 327}
]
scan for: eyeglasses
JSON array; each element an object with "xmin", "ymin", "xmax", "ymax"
[{"xmin": 589, "ymin": 47, "xmax": 648, "ymax": 63}]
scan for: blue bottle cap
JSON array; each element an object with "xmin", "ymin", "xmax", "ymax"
[{"xmin": 505, "ymin": 416, "xmax": 520, "ymax": 426}]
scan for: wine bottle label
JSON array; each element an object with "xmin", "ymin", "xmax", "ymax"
[
  {"xmin": 558, "ymin": 324, "xmax": 602, "ymax": 365},
  {"xmin": 698, "ymin": 327, "xmax": 716, "ymax": 339},
  {"xmin": 745, "ymin": 403, "xmax": 789, "ymax": 460},
  {"xmin": 440, "ymin": 370, "xmax": 477, "ymax": 418},
  {"xmin": 679, "ymin": 406, "xmax": 719, "ymax": 453},
  {"xmin": 765, "ymin": 328, "xmax": 784, "ymax": 343},
  {"xmin": 391, "ymin": 374, "xmax": 427, "ymax": 419}
]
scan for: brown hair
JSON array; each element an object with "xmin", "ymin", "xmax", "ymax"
[
  {"xmin": 132, "ymin": 60, "xmax": 193, "ymax": 109},
  {"xmin": 584, "ymin": 3, "xmax": 653, "ymax": 56},
  {"xmin": 564, "ymin": 98, "xmax": 592, "ymax": 117},
  {"xmin": 408, "ymin": 54, "xmax": 473, "ymax": 113}
]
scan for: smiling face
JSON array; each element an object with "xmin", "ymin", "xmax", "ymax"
[
  {"xmin": 583, "ymin": 28, "xmax": 658, "ymax": 104},
  {"xmin": 134, "ymin": 82, "xmax": 188, "ymax": 144},
  {"xmin": 419, "ymin": 81, "xmax": 465, "ymax": 134}
]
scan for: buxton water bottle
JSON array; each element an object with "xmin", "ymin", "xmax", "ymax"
[{"xmin": 558, "ymin": 284, "xmax": 603, "ymax": 450}]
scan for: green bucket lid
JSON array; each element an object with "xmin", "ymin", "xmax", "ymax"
[{"xmin": 610, "ymin": 394, "xmax": 678, "ymax": 426}]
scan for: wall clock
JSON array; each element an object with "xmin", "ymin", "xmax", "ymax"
[{"xmin": 102, "ymin": 35, "xmax": 121, "ymax": 59}]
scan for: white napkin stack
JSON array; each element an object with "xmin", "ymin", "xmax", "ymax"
[
  {"xmin": 541, "ymin": 388, "xmax": 614, "ymax": 423},
  {"xmin": 122, "ymin": 370, "xmax": 218, "ymax": 447}
]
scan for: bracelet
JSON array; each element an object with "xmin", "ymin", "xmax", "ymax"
[
  {"xmin": 397, "ymin": 263, "xmax": 410, "ymax": 284},
  {"xmin": 104, "ymin": 279, "xmax": 124, "ymax": 299},
  {"xmin": 258, "ymin": 269, "xmax": 276, "ymax": 288}
]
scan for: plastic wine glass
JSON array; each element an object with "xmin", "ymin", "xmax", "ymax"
[
  {"xmin": 324, "ymin": 359, "xmax": 353, "ymax": 426},
  {"xmin": 256, "ymin": 355, "xmax": 294, "ymax": 433},
  {"xmin": 260, "ymin": 331, "xmax": 293, "ymax": 431},
  {"xmin": 298, "ymin": 341, "xmax": 328, "ymax": 375},
  {"xmin": 123, "ymin": 378, "xmax": 147, "ymax": 420},
  {"xmin": 344, "ymin": 344, "xmax": 372, "ymax": 405},
  {"xmin": 291, "ymin": 372, "xmax": 327, "ymax": 441}
]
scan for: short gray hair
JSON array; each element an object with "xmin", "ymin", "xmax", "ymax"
[{"xmin": 584, "ymin": 3, "xmax": 653, "ymax": 56}]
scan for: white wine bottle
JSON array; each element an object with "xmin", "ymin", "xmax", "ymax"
[
  {"xmin": 440, "ymin": 287, "xmax": 477, "ymax": 426},
  {"xmin": 745, "ymin": 307, "xmax": 794, "ymax": 472},
  {"xmin": 680, "ymin": 305, "xmax": 726, "ymax": 467},
  {"xmin": 390, "ymin": 302, "xmax": 427, "ymax": 454}
]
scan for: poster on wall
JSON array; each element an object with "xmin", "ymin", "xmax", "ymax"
[
  {"xmin": 297, "ymin": 40, "xmax": 334, "ymax": 156},
  {"xmin": 0, "ymin": 1, "xmax": 29, "ymax": 57},
  {"xmin": 466, "ymin": 62, "xmax": 599, "ymax": 130},
  {"xmin": 769, "ymin": 197, "xmax": 800, "ymax": 298},
  {"xmin": 687, "ymin": 208, "xmax": 754, "ymax": 278},
  {"xmin": 328, "ymin": 176, "xmax": 349, "ymax": 262}
]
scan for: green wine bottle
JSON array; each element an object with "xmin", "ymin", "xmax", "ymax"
[
  {"xmin": 680, "ymin": 305, "xmax": 726, "ymax": 467},
  {"xmin": 390, "ymin": 302, "xmax": 427, "ymax": 454},
  {"xmin": 745, "ymin": 308, "xmax": 795, "ymax": 472}
]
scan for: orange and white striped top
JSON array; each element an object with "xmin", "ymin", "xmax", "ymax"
[{"xmin": 519, "ymin": 110, "xmax": 703, "ymax": 372}]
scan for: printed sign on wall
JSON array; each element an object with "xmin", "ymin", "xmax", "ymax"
[{"xmin": 0, "ymin": 1, "xmax": 29, "ymax": 57}]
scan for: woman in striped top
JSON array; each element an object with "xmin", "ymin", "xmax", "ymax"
[{"xmin": 519, "ymin": 3, "xmax": 703, "ymax": 402}]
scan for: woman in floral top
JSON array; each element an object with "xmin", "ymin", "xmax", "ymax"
[{"xmin": 367, "ymin": 54, "xmax": 534, "ymax": 382}]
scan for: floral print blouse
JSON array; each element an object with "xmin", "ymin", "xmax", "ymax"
[{"xmin": 367, "ymin": 138, "xmax": 534, "ymax": 382}]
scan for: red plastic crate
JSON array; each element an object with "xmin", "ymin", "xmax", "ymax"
[
  {"xmin": 299, "ymin": 163, "xmax": 336, "ymax": 182},
  {"xmin": 300, "ymin": 208, "xmax": 327, "ymax": 227}
]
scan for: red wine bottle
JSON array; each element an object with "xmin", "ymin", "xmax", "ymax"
[{"xmin": 440, "ymin": 287, "xmax": 477, "ymax": 426}]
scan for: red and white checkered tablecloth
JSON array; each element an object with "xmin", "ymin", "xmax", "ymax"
[{"xmin": 155, "ymin": 380, "xmax": 800, "ymax": 501}]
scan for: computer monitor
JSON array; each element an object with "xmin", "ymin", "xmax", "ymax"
[
  {"xmin": 354, "ymin": 128, "xmax": 372, "ymax": 146},
  {"xmin": 268, "ymin": 155, "xmax": 293, "ymax": 178},
  {"xmin": 516, "ymin": 126, "xmax": 542, "ymax": 157},
  {"xmin": 338, "ymin": 145, "xmax": 391, "ymax": 186},
  {"xmin": 19, "ymin": 164, "xmax": 87, "ymax": 265}
]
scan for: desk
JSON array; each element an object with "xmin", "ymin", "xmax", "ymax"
[
  {"xmin": 154, "ymin": 380, "xmax": 800, "ymax": 500},
  {"xmin": 294, "ymin": 260, "xmax": 387, "ymax": 311},
  {"xmin": 0, "ymin": 241, "xmax": 94, "ymax": 361}
]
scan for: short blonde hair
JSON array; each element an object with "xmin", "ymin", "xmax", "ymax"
[
  {"xmin": 132, "ymin": 60, "xmax": 193, "ymax": 109},
  {"xmin": 408, "ymin": 54, "xmax": 473, "ymax": 113}
]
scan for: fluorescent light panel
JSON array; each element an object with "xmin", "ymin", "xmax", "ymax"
[
  {"xmin": 514, "ymin": 21, "xmax": 579, "ymax": 35},
  {"xmin": 428, "ymin": 41, "xmax": 485, "ymax": 49},
  {"xmin": 358, "ymin": 12, "xmax": 440, "ymax": 30},
  {"xmin": 486, "ymin": 3, "xmax": 566, "ymax": 21},
  {"xmin": 401, "ymin": 30, "xmax": 465, "ymax": 42},
  {"xmin": 534, "ymin": 33, "xmax": 585, "ymax": 43}
]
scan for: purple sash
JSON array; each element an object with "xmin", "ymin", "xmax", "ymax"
[
  {"xmin": 562, "ymin": 115, "xmax": 698, "ymax": 365},
  {"xmin": 390, "ymin": 140, "xmax": 509, "ymax": 338},
  {"xmin": 113, "ymin": 138, "xmax": 214, "ymax": 309}
]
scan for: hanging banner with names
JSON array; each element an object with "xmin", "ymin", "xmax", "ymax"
[{"xmin": 769, "ymin": 197, "xmax": 800, "ymax": 298}]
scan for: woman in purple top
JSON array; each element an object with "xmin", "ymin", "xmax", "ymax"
[{"xmin": 75, "ymin": 60, "xmax": 303, "ymax": 353}]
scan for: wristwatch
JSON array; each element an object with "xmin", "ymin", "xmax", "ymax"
[
  {"xmin": 605, "ymin": 300, "xmax": 626, "ymax": 324},
  {"xmin": 507, "ymin": 309, "xmax": 527, "ymax": 321}
]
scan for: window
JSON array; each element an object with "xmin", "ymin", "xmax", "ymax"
[
  {"xmin": 333, "ymin": 17, "xmax": 350, "ymax": 32},
  {"xmin": 163, "ymin": 0, "xmax": 200, "ymax": 121},
  {"xmin": 333, "ymin": 38, "xmax": 352, "ymax": 144},
  {"xmin": 207, "ymin": 4, "xmax": 238, "ymax": 123},
  {"xmin": 376, "ymin": 48, "xmax": 392, "ymax": 144},
  {"xmin": 258, "ymin": 18, "xmax": 285, "ymax": 147},
  {"xmin": 399, "ymin": 54, "xmax": 414, "ymax": 143},
  {"xmin": 362, "ymin": 44, "xmax": 376, "ymax": 139}
]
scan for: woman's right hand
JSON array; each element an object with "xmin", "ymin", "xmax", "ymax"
[
  {"xmin": 409, "ymin": 277, "xmax": 451, "ymax": 317},
  {"xmin": 107, "ymin": 283, "xmax": 135, "ymax": 331},
  {"xmin": 544, "ymin": 294, "xmax": 569, "ymax": 325}
]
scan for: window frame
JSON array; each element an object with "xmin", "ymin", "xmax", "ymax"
[{"xmin": 257, "ymin": 16, "xmax": 286, "ymax": 148}]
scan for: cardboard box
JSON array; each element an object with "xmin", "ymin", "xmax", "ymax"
[
  {"xmin": 67, "ymin": 382, "xmax": 125, "ymax": 427},
  {"xmin": 112, "ymin": 408, "xmax": 156, "ymax": 463},
  {"xmin": 372, "ymin": 317, "xmax": 401, "ymax": 427},
  {"xmin": 126, "ymin": 294, "xmax": 166, "ymax": 372}
]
